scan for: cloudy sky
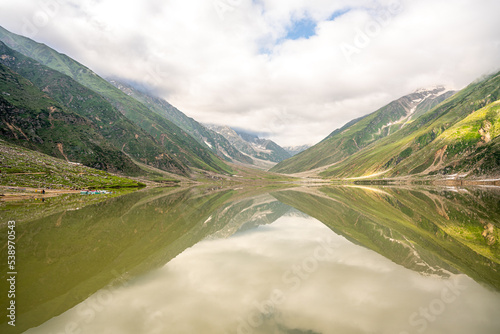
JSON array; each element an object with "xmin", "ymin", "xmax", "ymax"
[{"xmin": 1, "ymin": 0, "xmax": 499, "ymax": 146}]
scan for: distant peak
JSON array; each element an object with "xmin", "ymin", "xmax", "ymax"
[{"xmin": 412, "ymin": 85, "xmax": 449, "ymax": 95}]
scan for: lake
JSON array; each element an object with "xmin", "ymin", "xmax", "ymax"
[{"xmin": 1, "ymin": 185, "xmax": 500, "ymax": 333}]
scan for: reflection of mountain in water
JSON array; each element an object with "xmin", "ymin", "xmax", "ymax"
[
  {"xmin": 2, "ymin": 184, "xmax": 499, "ymax": 332},
  {"xmin": 0, "ymin": 187, "xmax": 291, "ymax": 332},
  {"xmin": 206, "ymin": 194, "xmax": 293, "ymax": 239},
  {"xmin": 272, "ymin": 186, "xmax": 500, "ymax": 291}
]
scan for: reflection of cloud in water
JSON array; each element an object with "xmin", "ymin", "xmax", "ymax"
[{"xmin": 28, "ymin": 216, "xmax": 500, "ymax": 334}]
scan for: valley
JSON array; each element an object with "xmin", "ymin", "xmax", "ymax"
[
  {"xmin": 0, "ymin": 25, "xmax": 499, "ymax": 191},
  {"xmin": 0, "ymin": 5, "xmax": 499, "ymax": 333}
]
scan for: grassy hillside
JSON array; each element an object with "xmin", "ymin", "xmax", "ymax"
[
  {"xmin": 109, "ymin": 79, "xmax": 253, "ymax": 165},
  {"xmin": 271, "ymin": 87, "xmax": 455, "ymax": 174},
  {"xmin": 0, "ymin": 42, "xmax": 190, "ymax": 175},
  {"xmin": 321, "ymin": 71, "xmax": 500, "ymax": 178},
  {"xmin": 0, "ymin": 64, "xmax": 144, "ymax": 175},
  {"xmin": 392, "ymin": 101, "xmax": 500, "ymax": 177},
  {"xmin": 0, "ymin": 139, "xmax": 143, "ymax": 189},
  {"xmin": 0, "ymin": 26, "xmax": 232, "ymax": 175}
]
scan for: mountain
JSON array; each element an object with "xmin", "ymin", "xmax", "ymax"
[
  {"xmin": 108, "ymin": 79, "xmax": 253, "ymax": 165},
  {"xmin": 283, "ymin": 145, "xmax": 310, "ymax": 156},
  {"xmin": 234, "ymin": 129, "xmax": 291, "ymax": 162},
  {"xmin": 0, "ymin": 26, "xmax": 232, "ymax": 175},
  {"xmin": 0, "ymin": 139, "xmax": 143, "ymax": 189},
  {"xmin": 271, "ymin": 86, "xmax": 456, "ymax": 174},
  {"xmin": 0, "ymin": 63, "xmax": 143, "ymax": 174},
  {"xmin": 205, "ymin": 124, "xmax": 291, "ymax": 168},
  {"xmin": 319, "ymin": 72, "xmax": 500, "ymax": 179},
  {"xmin": 0, "ymin": 42, "xmax": 189, "ymax": 175}
]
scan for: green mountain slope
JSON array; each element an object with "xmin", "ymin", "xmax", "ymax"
[
  {"xmin": 0, "ymin": 26, "xmax": 232, "ymax": 175},
  {"xmin": 271, "ymin": 87, "xmax": 455, "ymax": 174},
  {"xmin": 321, "ymin": 71, "xmax": 500, "ymax": 178},
  {"xmin": 0, "ymin": 64, "xmax": 141, "ymax": 174},
  {"xmin": 0, "ymin": 139, "xmax": 142, "ymax": 189},
  {"xmin": 0, "ymin": 42, "xmax": 188, "ymax": 175},
  {"xmin": 109, "ymin": 79, "xmax": 253, "ymax": 165}
]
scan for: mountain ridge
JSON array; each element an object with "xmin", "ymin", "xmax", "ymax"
[
  {"xmin": 204, "ymin": 124, "xmax": 291, "ymax": 168},
  {"xmin": 0, "ymin": 25, "xmax": 232, "ymax": 175},
  {"xmin": 318, "ymin": 71, "xmax": 500, "ymax": 179},
  {"xmin": 0, "ymin": 41, "xmax": 191, "ymax": 175},
  {"xmin": 0, "ymin": 63, "xmax": 143, "ymax": 174},
  {"xmin": 108, "ymin": 79, "xmax": 254, "ymax": 166},
  {"xmin": 283, "ymin": 145, "xmax": 311, "ymax": 156},
  {"xmin": 1, "ymin": 24, "xmax": 498, "ymax": 181},
  {"xmin": 271, "ymin": 86, "xmax": 457, "ymax": 174}
]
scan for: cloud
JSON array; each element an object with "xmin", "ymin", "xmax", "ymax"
[{"xmin": 1, "ymin": 0, "xmax": 499, "ymax": 146}]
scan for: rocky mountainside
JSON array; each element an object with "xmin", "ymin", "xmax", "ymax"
[
  {"xmin": 109, "ymin": 79, "xmax": 253, "ymax": 165},
  {"xmin": 272, "ymin": 86, "xmax": 456, "ymax": 174},
  {"xmin": 0, "ymin": 26, "xmax": 232, "ymax": 175},
  {"xmin": 283, "ymin": 145, "xmax": 311, "ymax": 156},
  {"xmin": 273, "ymin": 71, "xmax": 500, "ymax": 179},
  {"xmin": 0, "ymin": 63, "xmax": 146, "ymax": 174},
  {"xmin": 0, "ymin": 42, "xmax": 190, "ymax": 175},
  {"xmin": 205, "ymin": 125, "xmax": 291, "ymax": 166}
]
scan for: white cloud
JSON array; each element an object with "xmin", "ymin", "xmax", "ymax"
[{"xmin": 1, "ymin": 0, "xmax": 499, "ymax": 146}]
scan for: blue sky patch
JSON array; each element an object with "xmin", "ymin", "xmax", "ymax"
[
  {"xmin": 284, "ymin": 17, "xmax": 317, "ymax": 41},
  {"xmin": 258, "ymin": 8, "xmax": 352, "ymax": 55},
  {"xmin": 283, "ymin": 8, "xmax": 351, "ymax": 41}
]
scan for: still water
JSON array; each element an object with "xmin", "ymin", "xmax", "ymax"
[{"xmin": 1, "ymin": 185, "xmax": 500, "ymax": 333}]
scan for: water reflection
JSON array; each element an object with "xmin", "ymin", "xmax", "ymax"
[
  {"xmin": 26, "ymin": 213, "xmax": 500, "ymax": 334},
  {"xmin": 1, "ymin": 185, "xmax": 499, "ymax": 333},
  {"xmin": 0, "ymin": 186, "xmax": 292, "ymax": 333},
  {"xmin": 273, "ymin": 186, "xmax": 500, "ymax": 290}
]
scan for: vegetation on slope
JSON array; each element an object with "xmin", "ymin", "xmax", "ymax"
[
  {"xmin": 0, "ymin": 26, "xmax": 232, "ymax": 175},
  {"xmin": 0, "ymin": 64, "xmax": 143, "ymax": 174},
  {"xmin": 271, "ymin": 87, "xmax": 455, "ymax": 174},
  {"xmin": 109, "ymin": 79, "xmax": 253, "ymax": 165},
  {"xmin": 321, "ymin": 71, "xmax": 500, "ymax": 178},
  {"xmin": 0, "ymin": 139, "xmax": 143, "ymax": 189},
  {"xmin": 0, "ymin": 42, "xmax": 189, "ymax": 175},
  {"xmin": 395, "ymin": 101, "xmax": 500, "ymax": 177}
]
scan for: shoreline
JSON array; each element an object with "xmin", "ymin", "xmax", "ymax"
[
  {"xmin": 0, "ymin": 186, "xmax": 80, "ymax": 201},
  {"xmin": 3, "ymin": 175, "xmax": 500, "ymax": 202},
  {"xmin": 341, "ymin": 178, "xmax": 500, "ymax": 187}
]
